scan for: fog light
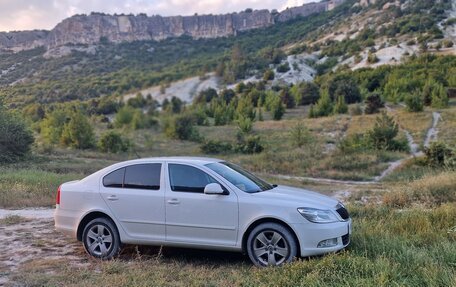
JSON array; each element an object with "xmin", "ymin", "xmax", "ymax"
[{"xmin": 317, "ymin": 238, "xmax": 338, "ymax": 248}]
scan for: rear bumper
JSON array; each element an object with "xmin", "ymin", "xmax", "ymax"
[
  {"xmin": 291, "ymin": 218, "xmax": 351, "ymax": 257},
  {"xmin": 54, "ymin": 207, "xmax": 79, "ymax": 238}
]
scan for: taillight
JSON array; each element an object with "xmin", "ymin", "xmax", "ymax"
[{"xmin": 56, "ymin": 185, "xmax": 61, "ymax": 205}]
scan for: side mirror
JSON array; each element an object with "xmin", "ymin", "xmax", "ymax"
[{"xmin": 204, "ymin": 183, "xmax": 225, "ymax": 195}]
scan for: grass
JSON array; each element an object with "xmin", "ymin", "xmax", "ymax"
[
  {"xmin": 0, "ymin": 167, "xmax": 82, "ymax": 208},
  {"xmin": 0, "ymin": 215, "xmax": 29, "ymax": 225},
  {"xmin": 11, "ymin": 203, "xmax": 456, "ymax": 286}
]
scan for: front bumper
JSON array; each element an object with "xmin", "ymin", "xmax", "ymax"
[{"xmin": 291, "ymin": 218, "xmax": 351, "ymax": 257}]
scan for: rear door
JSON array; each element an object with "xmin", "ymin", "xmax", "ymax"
[
  {"xmin": 164, "ymin": 163, "xmax": 239, "ymax": 246},
  {"xmin": 100, "ymin": 163, "xmax": 165, "ymax": 242}
]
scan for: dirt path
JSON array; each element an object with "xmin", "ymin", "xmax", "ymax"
[{"xmin": 0, "ymin": 209, "xmax": 88, "ymax": 286}]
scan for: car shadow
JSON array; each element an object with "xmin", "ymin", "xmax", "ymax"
[{"xmin": 118, "ymin": 244, "xmax": 251, "ymax": 266}]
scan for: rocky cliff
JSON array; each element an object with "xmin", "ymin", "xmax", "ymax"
[{"xmin": 0, "ymin": 0, "xmax": 346, "ymax": 51}]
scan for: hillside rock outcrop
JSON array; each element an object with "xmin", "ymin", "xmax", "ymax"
[{"xmin": 0, "ymin": 0, "xmax": 347, "ymax": 51}]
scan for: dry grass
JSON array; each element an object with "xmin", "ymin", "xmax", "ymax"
[{"xmin": 383, "ymin": 170, "xmax": 456, "ymax": 207}]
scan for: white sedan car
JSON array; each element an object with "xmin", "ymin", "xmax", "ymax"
[{"xmin": 55, "ymin": 157, "xmax": 351, "ymax": 267}]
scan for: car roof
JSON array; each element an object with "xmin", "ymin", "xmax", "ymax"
[{"xmin": 118, "ymin": 156, "xmax": 224, "ymax": 166}]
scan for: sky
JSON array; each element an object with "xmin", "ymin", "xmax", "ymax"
[{"xmin": 0, "ymin": 0, "xmax": 315, "ymax": 32}]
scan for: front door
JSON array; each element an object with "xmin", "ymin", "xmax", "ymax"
[{"xmin": 165, "ymin": 163, "xmax": 238, "ymax": 246}]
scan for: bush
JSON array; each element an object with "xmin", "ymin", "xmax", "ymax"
[
  {"xmin": 333, "ymin": 95, "xmax": 348, "ymax": 114},
  {"xmin": 350, "ymin": 104, "xmax": 363, "ymax": 116},
  {"xmin": 114, "ymin": 106, "xmax": 135, "ymax": 128},
  {"xmin": 237, "ymin": 115, "xmax": 253, "ymax": 134},
  {"xmin": 311, "ymin": 91, "xmax": 333, "ymax": 117},
  {"xmin": 235, "ymin": 135, "xmax": 264, "ymax": 154},
  {"xmin": 40, "ymin": 109, "xmax": 67, "ymax": 145},
  {"xmin": 290, "ymin": 82, "xmax": 320, "ymax": 106},
  {"xmin": 263, "ymin": 69, "xmax": 275, "ymax": 81},
  {"xmin": 431, "ymin": 83, "xmax": 449, "ymax": 108},
  {"xmin": 328, "ymin": 74, "xmax": 361, "ymax": 104},
  {"xmin": 367, "ymin": 51, "xmax": 379, "ymax": 64},
  {"xmin": 364, "ymin": 93, "xmax": 384, "ymax": 114},
  {"xmin": 164, "ymin": 113, "xmax": 200, "ymax": 141},
  {"xmin": 60, "ymin": 111, "xmax": 95, "ymax": 149},
  {"xmin": 267, "ymin": 95, "xmax": 285, "ymax": 121},
  {"xmin": 0, "ymin": 107, "xmax": 34, "ymax": 162},
  {"xmin": 200, "ymin": 140, "xmax": 233, "ymax": 154},
  {"xmin": 98, "ymin": 131, "xmax": 130, "ymax": 153},
  {"xmin": 366, "ymin": 112, "xmax": 400, "ymax": 151},
  {"xmin": 290, "ymin": 122, "xmax": 312, "ymax": 148},
  {"xmin": 424, "ymin": 141, "xmax": 455, "ymax": 168},
  {"xmin": 405, "ymin": 93, "xmax": 424, "ymax": 112},
  {"xmin": 276, "ymin": 63, "xmax": 290, "ymax": 73}
]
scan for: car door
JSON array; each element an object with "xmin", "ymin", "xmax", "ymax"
[
  {"xmin": 100, "ymin": 163, "xmax": 165, "ymax": 242},
  {"xmin": 165, "ymin": 163, "xmax": 239, "ymax": 246}
]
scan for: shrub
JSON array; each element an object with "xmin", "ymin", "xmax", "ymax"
[
  {"xmin": 276, "ymin": 63, "xmax": 290, "ymax": 73},
  {"xmin": 424, "ymin": 141, "xmax": 455, "ymax": 168},
  {"xmin": 98, "ymin": 131, "xmax": 130, "ymax": 153},
  {"xmin": 364, "ymin": 93, "xmax": 384, "ymax": 114},
  {"xmin": 114, "ymin": 106, "xmax": 135, "ymax": 128},
  {"xmin": 263, "ymin": 69, "xmax": 275, "ymax": 81},
  {"xmin": 235, "ymin": 96, "xmax": 256, "ymax": 121},
  {"xmin": 290, "ymin": 82, "xmax": 320, "ymax": 106},
  {"xmin": 200, "ymin": 140, "xmax": 233, "ymax": 154},
  {"xmin": 431, "ymin": 83, "xmax": 449, "ymax": 108},
  {"xmin": 328, "ymin": 74, "xmax": 362, "ymax": 104},
  {"xmin": 164, "ymin": 113, "xmax": 200, "ymax": 141},
  {"xmin": 367, "ymin": 112, "xmax": 399, "ymax": 150},
  {"xmin": 333, "ymin": 95, "xmax": 348, "ymax": 114},
  {"xmin": 350, "ymin": 104, "xmax": 363, "ymax": 116},
  {"xmin": 237, "ymin": 115, "xmax": 253, "ymax": 134},
  {"xmin": 311, "ymin": 91, "xmax": 333, "ymax": 117},
  {"xmin": 405, "ymin": 93, "xmax": 424, "ymax": 112},
  {"xmin": 0, "ymin": 107, "xmax": 34, "ymax": 162},
  {"xmin": 290, "ymin": 122, "xmax": 312, "ymax": 148},
  {"xmin": 367, "ymin": 51, "xmax": 379, "ymax": 64},
  {"xmin": 268, "ymin": 96, "xmax": 285, "ymax": 121},
  {"xmin": 279, "ymin": 88, "xmax": 295, "ymax": 108},
  {"xmin": 60, "ymin": 111, "xmax": 95, "ymax": 149},
  {"xmin": 40, "ymin": 109, "xmax": 67, "ymax": 145},
  {"xmin": 235, "ymin": 135, "xmax": 264, "ymax": 154},
  {"xmin": 194, "ymin": 88, "xmax": 218, "ymax": 104}
]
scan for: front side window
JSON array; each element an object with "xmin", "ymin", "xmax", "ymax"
[
  {"xmin": 205, "ymin": 162, "xmax": 273, "ymax": 193},
  {"xmin": 168, "ymin": 164, "xmax": 218, "ymax": 193},
  {"xmin": 124, "ymin": 164, "xmax": 161, "ymax": 190}
]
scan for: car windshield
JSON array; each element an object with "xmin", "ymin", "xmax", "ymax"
[{"xmin": 205, "ymin": 162, "xmax": 274, "ymax": 193}]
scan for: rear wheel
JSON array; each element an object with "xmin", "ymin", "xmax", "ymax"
[
  {"xmin": 82, "ymin": 217, "xmax": 121, "ymax": 259},
  {"xmin": 246, "ymin": 222, "xmax": 297, "ymax": 267}
]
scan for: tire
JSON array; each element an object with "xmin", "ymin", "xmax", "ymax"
[
  {"xmin": 246, "ymin": 222, "xmax": 297, "ymax": 267},
  {"xmin": 82, "ymin": 217, "xmax": 121, "ymax": 260}
]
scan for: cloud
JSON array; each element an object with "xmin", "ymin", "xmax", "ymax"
[{"xmin": 0, "ymin": 0, "xmax": 315, "ymax": 32}]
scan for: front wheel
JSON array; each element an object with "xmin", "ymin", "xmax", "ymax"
[
  {"xmin": 82, "ymin": 217, "xmax": 121, "ymax": 259},
  {"xmin": 246, "ymin": 222, "xmax": 297, "ymax": 267}
]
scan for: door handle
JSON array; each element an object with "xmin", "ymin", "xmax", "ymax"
[
  {"xmin": 107, "ymin": 195, "xmax": 119, "ymax": 201},
  {"xmin": 167, "ymin": 199, "xmax": 180, "ymax": 205}
]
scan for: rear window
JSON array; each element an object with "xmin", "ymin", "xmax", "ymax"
[
  {"xmin": 124, "ymin": 164, "xmax": 161, "ymax": 190},
  {"xmin": 103, "ymin": 168, "xmax": 125, "ymax": 188},
  {"xmin": 103, "ymin": 164, "xmax": 161, "ymax": 190}
]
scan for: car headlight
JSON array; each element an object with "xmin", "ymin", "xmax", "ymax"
[{"xmin": 297, "ymin": 207, "xmax": 340, "ymax": 223}]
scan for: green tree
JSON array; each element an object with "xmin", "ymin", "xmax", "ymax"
[
  {"xmin": 333, "ymin": 95, "xmax": 348, "ymax": 114},
  {"xmin": 364, "ymin": 93, "xmax": 384, "ymax": 114},
  {"xmin": 98, "ymin": 131, "xmax": 130, "ymax": 153},
  {"xmin": 405, "ymin": 93, "xmax": 424, "ymax": 112},
  {"xmin": 313, "ymin": 91, "xmax": 333, "ymax": 117},
  {"xmin": 367, "ymin": 112, "xmax": 399, "ymax": 150},
  {"xmin": 328, "ymin": 75, "xmax": 361, "ymax": 104},
  {"xmin": 40, "ymin": 109, "xmax": 67, "ymax": 145},
  {"xmin": 431, "ymin": 83, "xmax": 449, "ymax": 108},
  {"xmin": 236, "ymin": 97, "xmax": 256, "ymax": 121},
  {"xmin": 60, "ymin": 111, "xmax": 95, "ymax": 149},
  {"xmin": 0, "ymin": 106, "xmax": 34, "ymax": 162}
]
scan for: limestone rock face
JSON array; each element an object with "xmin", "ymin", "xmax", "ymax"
[
  {"xmin": 0, "ymin": 30, "xmax": 48, "ymax": 51},
  {"xmin": 0, "ymin": 1, "xmax": 347, "ymax": 51}
]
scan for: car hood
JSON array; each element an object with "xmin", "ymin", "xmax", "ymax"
[{"xmin": 251, "ymin": 185, "xmax": 339, "ymax": 209}]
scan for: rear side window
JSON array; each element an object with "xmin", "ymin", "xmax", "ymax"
[
  {"xmin": 103, "ymin": 164, "xmax": 161, "ymax": 190},
  {"xmin": 124, "ymin": 164, "xmax": 161, "ymax": 190},
  {"xmin": 168, "ymin": 164, "xmax": 218, "ymax": 193},
  {"xmin": 103, "ymin": 168, "xmax": 125, "ymax": 188}
]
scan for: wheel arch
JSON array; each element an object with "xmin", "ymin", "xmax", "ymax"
[
  {"xmin": 241, "ymin": 217, "xmax": 301, "ymax": 255},
  {"xmin": 77, "ymin": 211, "xmax": 118, "ymax": 241}
]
